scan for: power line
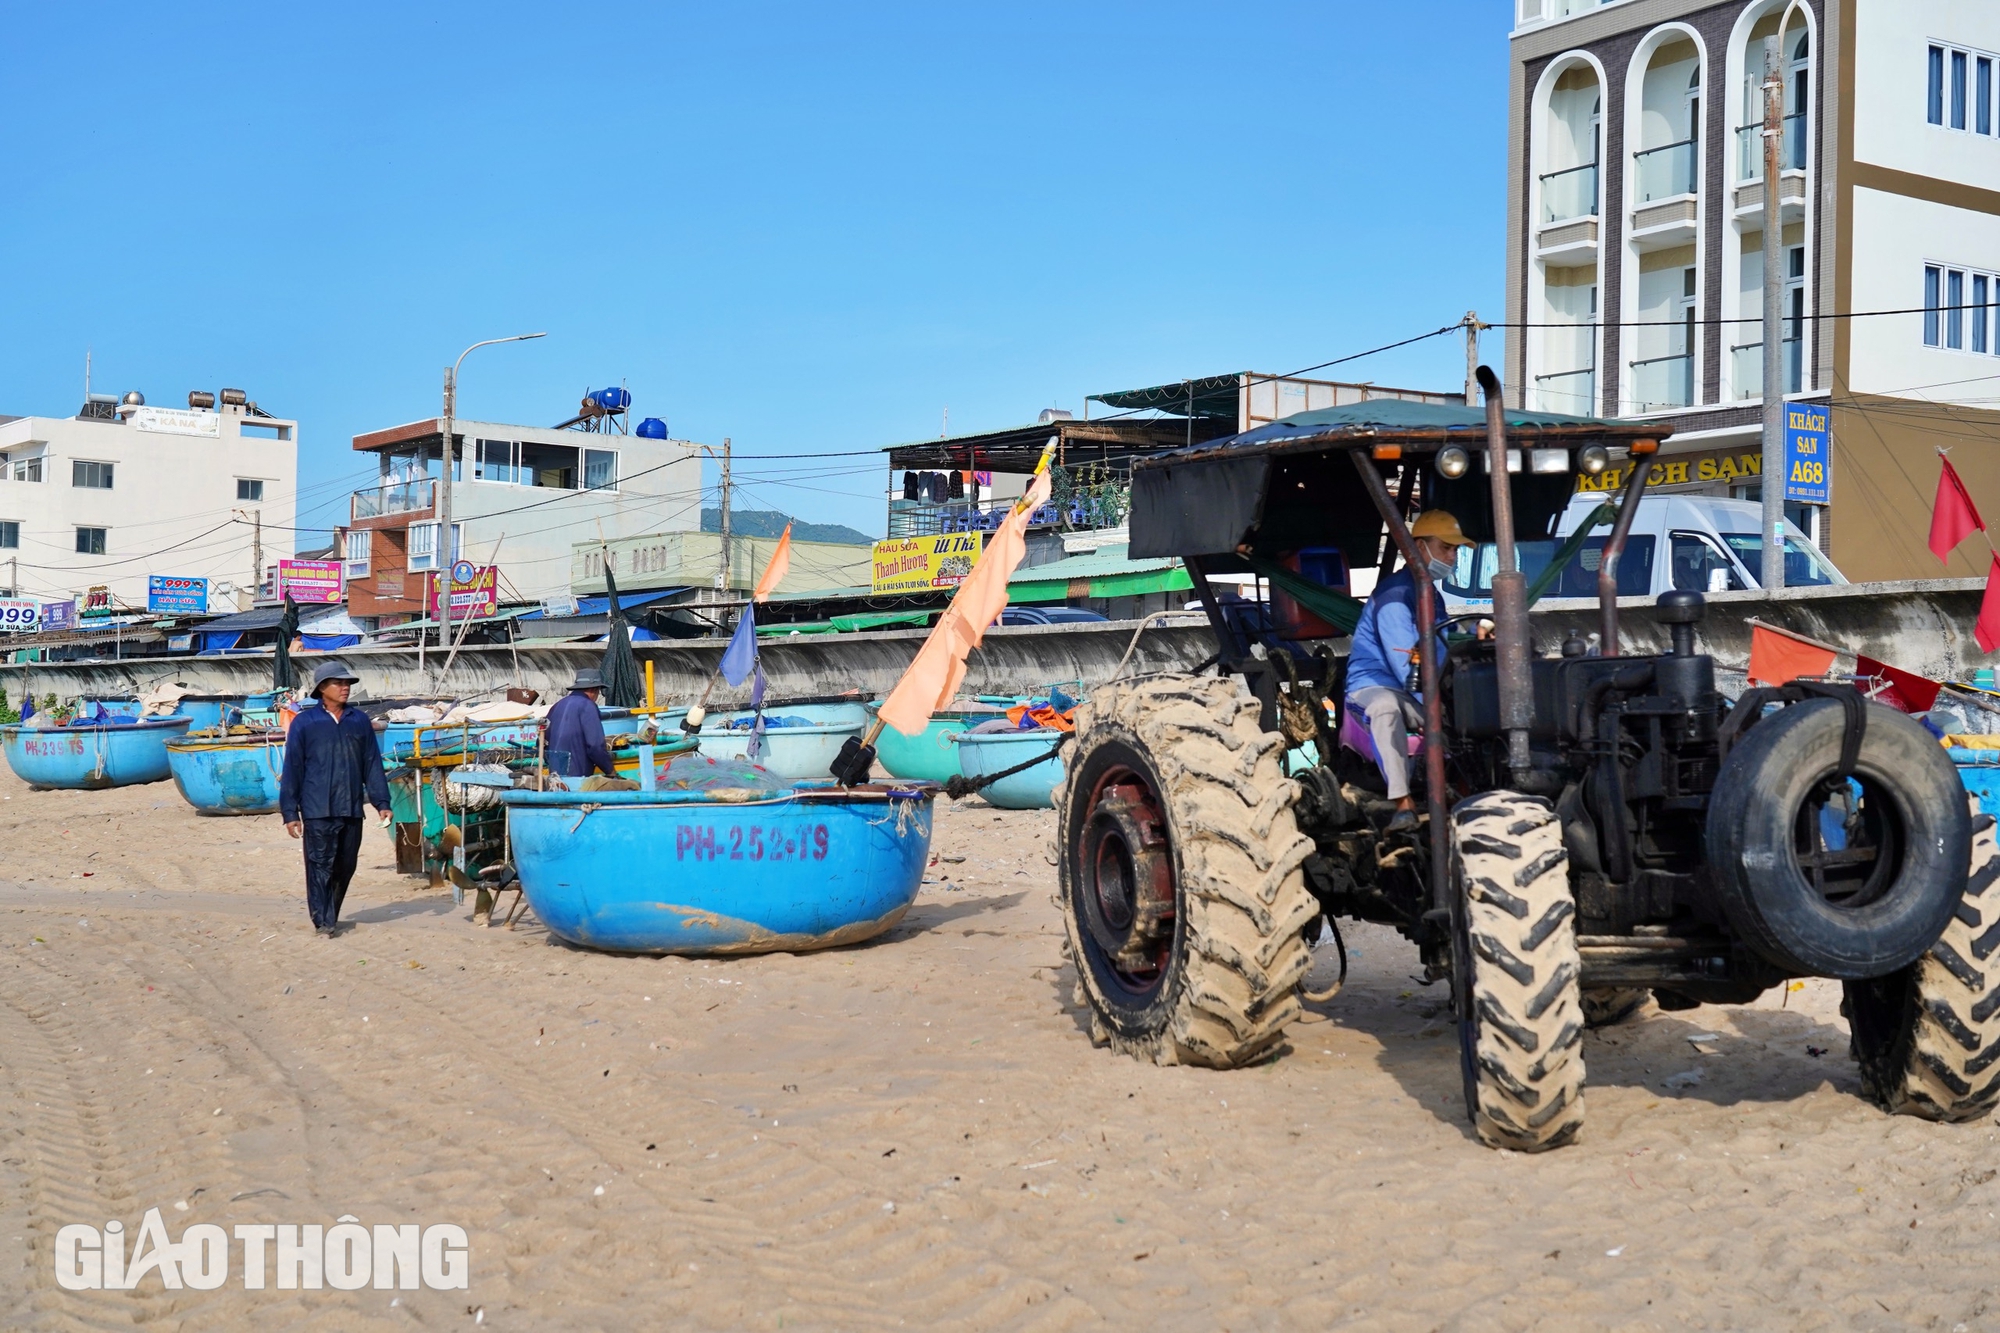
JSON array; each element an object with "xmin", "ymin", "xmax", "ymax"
[{"xmin": 1493, "ymin": 301, "xmax": 1999, "ymax": 330}]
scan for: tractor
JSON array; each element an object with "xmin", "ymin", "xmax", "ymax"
[{"xmin": 1057, "ymin": 368, "xmax": 2000, "ymax": 1151}]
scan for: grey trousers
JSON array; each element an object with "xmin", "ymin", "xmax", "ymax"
[{"xmin": 1347, "ymin": 686, "xmax": 1424, "ymax": 800}]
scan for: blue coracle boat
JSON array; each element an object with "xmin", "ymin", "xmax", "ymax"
[
  {"xmin": 500, "ymin": 782, "xmax": 937, "ymax": 954},
  {"xmin": 691, "ymin": 702, "xmax": 871, "ymax": 781},
  {"xmin": 952, "ymin": 729, "xmax": 1065, "ymax": 809},
  {"xmin": 2, "ymin": 717, "xmax": 194, "ymax": 789},
  {"xmin": 171, "ymin": 695, "xmax": 249, "ymax": 732},
  {"xmin": 166, "ymin": 734, "xmax": 285, "ymax": 814}
]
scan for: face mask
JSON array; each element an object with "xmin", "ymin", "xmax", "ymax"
[{"xmin": 1426, "ymin": 556, "xmax": 1456, "ymax": 584}]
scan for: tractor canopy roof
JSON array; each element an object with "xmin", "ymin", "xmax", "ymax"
[{"xmin": 1126, "ymin": 397, "xmax": 1671, "ymax": 564}]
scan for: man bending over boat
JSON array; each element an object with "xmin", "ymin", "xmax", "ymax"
[
  {"xmin": 280, "ymin": 660, "xmax": 391, "ymax": 937},
  {"xmin": 546, "ymin": 668, "xmax": 620, "ymax": 781}
]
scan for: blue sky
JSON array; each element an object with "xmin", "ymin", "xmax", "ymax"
[{"xmin": 0, "ymin": 2, "xmax": 1510, "ymax": 543}]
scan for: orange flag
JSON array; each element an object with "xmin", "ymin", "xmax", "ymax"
[
  {"xmin": 753, "ymin": 523, "xmax": 792, "ymax": 603},
  {"xmin": 877, "ymin": 465, "xmax": 1053, "ymax": 736},
  {"xmin": 1747, "ymin": 622, "xmax": 1836, "ymax": 686}
]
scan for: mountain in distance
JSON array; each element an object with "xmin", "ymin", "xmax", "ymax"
[{"xmin": 701, "ymin": 508, "xmax": 875, "ymax": 547}]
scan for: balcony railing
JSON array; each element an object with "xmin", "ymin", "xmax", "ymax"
[
  {"xmin": 1735, "ymin": 114, "xmax": 1806, "ymax": 182},
  {"xmin": 1632, "ymin": 139, "xmax": 1698, "ymax": 202},
  {"xmin": 1531, "ymin": 366, "xmax": 1596, "ymax": 414},
  {"xmin": 1627, "ymin": 352, "xmax": 1695, "ymax": 413},
  {"xmin": 1539, "ymin": 161, "xmax": 1599, "ymax": 224},
  {"xmin": 888, "ymin": 499, "xmax": 1119, "ymax": 540},
  {"xmin": 351, "ymin": 479, "xmax": 435, "ymax": 522},
  {"xmin": 1730, "ymin": 337, "xmax": 1803, "ymax": 398}
]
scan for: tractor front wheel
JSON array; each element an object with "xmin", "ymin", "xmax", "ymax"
[{"xmin": 1450, "ymin": 791, "xmax": 1588, "ymax": 1151}]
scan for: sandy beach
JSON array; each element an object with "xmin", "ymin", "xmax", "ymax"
[{"xmin": 4, "ymin": 764, "xmax": 1998, "ymax": 1331}]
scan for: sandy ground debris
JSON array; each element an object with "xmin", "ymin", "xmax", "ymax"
[{"xmin": 2, "ymin": 766, "xmax": 1998, "ymax": 1330}]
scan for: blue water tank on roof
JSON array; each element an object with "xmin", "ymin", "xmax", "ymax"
[
  {"xmin": 635, "ymin": 417, "xmax": 668, "ymax": 439},
  {"xmin": 590, "ymin": 386, "xmax": 632, "ymax": 412}
]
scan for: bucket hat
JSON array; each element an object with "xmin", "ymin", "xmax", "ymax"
[
  {"xmin": 569, "ymin": 668, "xmax": 607, "ymax": 692},
  {"xmin": 309, "ymin": 659, "xmax": 360, "ymax": 698}
]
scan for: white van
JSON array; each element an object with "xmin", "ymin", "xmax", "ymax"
[{"xmin": 1440, "ymin": 493, "xmax": 1845, "ymax": 609}]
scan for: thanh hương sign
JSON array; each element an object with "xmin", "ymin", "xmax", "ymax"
[{"xmin": 870, "ymin": 533, "xmax": 983, "ymax": 594}]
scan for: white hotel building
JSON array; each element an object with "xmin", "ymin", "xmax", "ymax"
[
  {"xmin": 1506, "ymin": 0, "xmax": 2000, "ymax": 582},
  {"xmin": 0, "ymin": 389, "xmax": 296, "ymax": 610}
]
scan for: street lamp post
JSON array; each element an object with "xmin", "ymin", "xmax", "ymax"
[{"xmin": 437, "ymin": 333, "xmax": 545, "ymax": 673}]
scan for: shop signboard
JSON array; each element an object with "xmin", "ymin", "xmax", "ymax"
[
  {"xmin": 147, "ymin": 575, "xmax": 209, "ymax": 615},
  {"xmin": 871, "ymin": 533, "xmax": 984, "ymax": 594},
  {"xmin": 79, "ymin": 585, "xmax": 112, "ymax": 620},
  {"xmin": 1784, "ymin": 404, "xmax": 1831, "ymax": 504},
  {"xmin": 276, "ymin": 559, "xmax": 344, "ymax": 604},
  {"xmin": 429, "ymin": 565, "xmax": 499, "ymax": 620},
  {"xmin": 0, "ymin": 599, "xmax": 39, "ymax": 633},
  {"xmin": 41, "ymin": 601, "xmax": 75, "ymax": 632}
]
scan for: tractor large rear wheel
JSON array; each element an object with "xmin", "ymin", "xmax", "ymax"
[{"xmin": 1057, "ymin": 674, "xmax": 1318, "ymax": 1068}]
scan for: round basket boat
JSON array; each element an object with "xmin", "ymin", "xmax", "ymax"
[
  {"xmin": 3, "ymin": 717, "xmax": 194, "ymax": 790},
  {"xmin": 499, "ymin": 781, "xmax": 936, "ymax": 955},
  {"xmin": 952, "ymin": 729, "xmax": 1065, "ymax": 809},
  {"xmin": 167, "ymin": 734, "xmax": 285, "ymax": 814}
]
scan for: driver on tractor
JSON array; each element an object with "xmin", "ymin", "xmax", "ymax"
[{"xmin": 1344, "ymin": 509, "xmax": 1472, "ymax": 831}]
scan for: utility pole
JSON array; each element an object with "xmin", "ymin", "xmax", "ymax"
[
  {"xmin": 438, "ymin": 363, "xmax": 456, "ymax": 654},
  {"xmin": 1463, "ymin": 311, "xmax": 1486, "ymax": 407},
  {"xmin": 718, "ymin": 436, "xmax": 733, "ymax": 597},
  {"xmin": 436, "ymin": 333, "xmax": 547, "ymax": 666},
  {"xmin": 252, "ymin": 509, "xmax": 263, "ymax": 600},
  {"xmin": 1759, "ymin": 35, "xmax": 1787, "ymax": 593}
]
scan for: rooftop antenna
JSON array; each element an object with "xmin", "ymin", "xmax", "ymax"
[
  {"xmin": 85, "ymin": 348, "xmax": 91, "ymax": 400},
  {"xmin": 941, "ymin": 406, "xmax": 948, "ymax": 440}
]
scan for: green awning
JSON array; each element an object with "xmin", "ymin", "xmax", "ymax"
[
  {"xmin": 831, "ymin": 610, "xmax": 934, "ymax": 633},
  {"xmin": 755, "ymin": 610, "xmax": 936, "ymax": 636},
  {"xmin": 1010, "ymin": 566, "xmax": 1191, "ymax": 602}
]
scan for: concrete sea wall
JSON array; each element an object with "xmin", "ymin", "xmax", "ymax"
[
  {"xmin": 0, "ymin": 620, "xmax": 1220, "ymax": 708},
  {"xmin": 3, "ymin": 578, "xmax": 1990, "ymax": 708}
]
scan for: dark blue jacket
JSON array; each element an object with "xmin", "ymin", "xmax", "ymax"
[
  {"xmin": 279, "ymin": 702, "xmax": 391, "ymax": 823},
  {"xmin": 545, "ymin": 691, "xmax": 618, "ymax": 778}
]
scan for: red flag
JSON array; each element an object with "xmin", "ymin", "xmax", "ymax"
[
  {"xmin": 1748, "ymin": 622, "xmax": 1836, "ymax": 686},
  {"xmin": 1931, "ymin": 453, "xmax": 1986, "ymax": 563},
  {"xmin": 1855, "ymin": 654, "xmax": 1942, "ymax": 713},
  {"xmin": 1979, "ymin": 556, "xmax": 2000, "ymax": 655}
]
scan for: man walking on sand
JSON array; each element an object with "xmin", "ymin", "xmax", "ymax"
[{"xmin": 279, "ymin": 660, "xmax": 391, "ymax": 937}]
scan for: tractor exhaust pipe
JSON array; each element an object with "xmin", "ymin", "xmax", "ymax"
[
  {"xmin": 1476, "ymin": 366, "xmax": 1532, "ymax": 782},
  {"xmin": 1597, "ymin": 442, "xmax": 1659, "ymax": 658}
]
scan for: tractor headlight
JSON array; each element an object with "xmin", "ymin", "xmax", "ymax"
[
  {"xmin": 1577, "ymin": 444, "xmax": 1611, "ymax": 475},
  {"xmin": 1530, "ymin": 447, "xmax": 1570, "ymax": 474},
  {"xmin": 1435, "ymin": 445, "xmax": 1471, "ymax": 479}
]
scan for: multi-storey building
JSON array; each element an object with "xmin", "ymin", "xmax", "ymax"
[
  {"xmin": 336, "ymin": 411, "xmax": 703, "ymax": 626},
  {"xmin": 1506, "ymin": 0, "xmax": 2000, "ymax": 581},
  {"xmin": 0, "ymin": 388, "xmax": 296, "ymax": 609}
]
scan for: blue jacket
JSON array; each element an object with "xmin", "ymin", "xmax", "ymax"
[
  {"xmin": 1345, "ymin": 568, "xmax": 1447, "ymax": 696},
  {"xmin": 279, "ymin": 702, "xmax": 391, "ymax": 823},
  {"xmin": 545, "ymin": 691, "xmax": 618, "ymax": 778}
]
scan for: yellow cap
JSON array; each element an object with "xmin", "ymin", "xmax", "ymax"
[{"xmin": 1410, "ymin": 510, "xmax": 1472, "ymax": 547}]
